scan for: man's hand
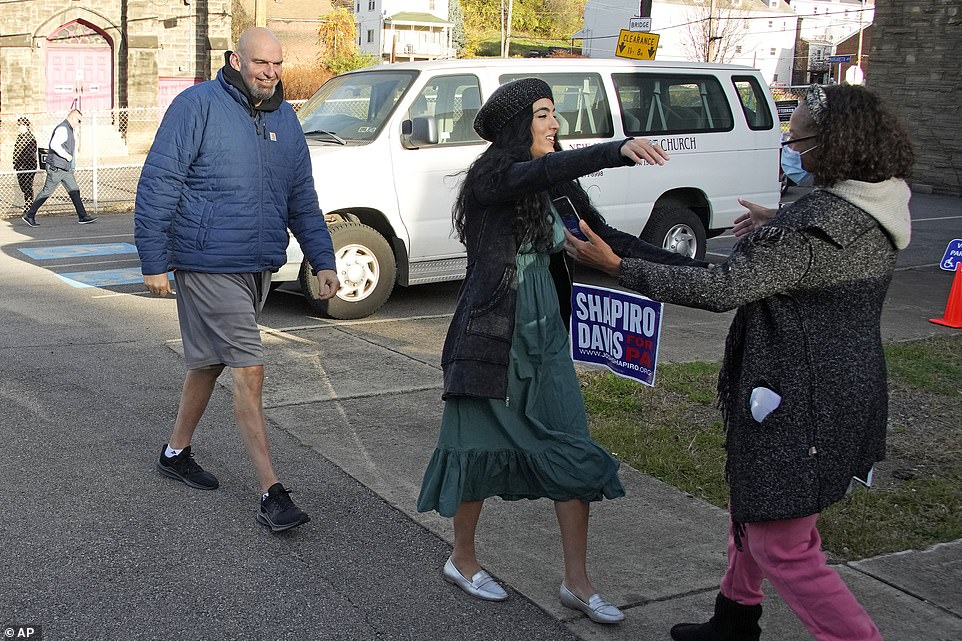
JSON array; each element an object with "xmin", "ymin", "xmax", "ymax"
[
  {"xmin": 733, "ymin": 198, "xmax": 778, "ymax": 238},
  {"xmin": 564, "ymin": 220, "xmax": 622, "ymax": 277},
  {"xmin": 315, "ymin": 269, "xmax": 340, "ymax": 301},
  {"xmin": 620, "ymin": 139, "xmax": 670, "ymax": 166},
  {"xmin": 144, "ymin": 273, "xmax": 172, "ymax": 296}
]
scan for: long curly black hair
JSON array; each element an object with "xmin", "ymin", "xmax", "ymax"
[
  {"xmin": 452, "ymin": 106, "xmax": 603, "ymax": 253},
  {"xmin": 809, "ymin": 84, "xmax": 914, "ymax": 186}
]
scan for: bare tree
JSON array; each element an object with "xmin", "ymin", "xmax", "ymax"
[{"xmin": 682, "ymin": 0, "xmax": 752, "ymax": 64}]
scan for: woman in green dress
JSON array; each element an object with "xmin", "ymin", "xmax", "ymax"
[{"xmin": 416, "ymin": 78, "xmax": 701, "ymax": 623}]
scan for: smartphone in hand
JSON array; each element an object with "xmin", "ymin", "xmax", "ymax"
[{"xmin": 552, "ymin": 195, "xmax": 587, "ymax": 241}]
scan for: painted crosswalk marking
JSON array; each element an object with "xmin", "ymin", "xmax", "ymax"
[
  {"xmin": 18, "ymin": 243, "xmax": 138, "ymax": 260},
  {"xmin": 57, "ymin": 268, "xmax": 172, "ymax": 288}
]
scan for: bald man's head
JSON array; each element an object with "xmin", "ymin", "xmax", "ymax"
[{"xmin": 231, "ymin": 28, "xmax": 284, "ymax": 104}]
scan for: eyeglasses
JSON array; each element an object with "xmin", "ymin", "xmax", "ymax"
[{"xmin": 781, "ymin": 135, "xmax": 817, "ymax": 147}]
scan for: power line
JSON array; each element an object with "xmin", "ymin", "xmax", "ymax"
[{"xmin": 579, "ymin": 5, "xmax": 871, "ymax": 39}]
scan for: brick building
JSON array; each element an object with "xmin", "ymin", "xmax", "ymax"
[
  {"xmin": 0, "ymin": 0, "xmax": 232, "ymax": 117},
  {"xmin": 869, "ymin": 1, "xmax": 961, "ymax": 195}
]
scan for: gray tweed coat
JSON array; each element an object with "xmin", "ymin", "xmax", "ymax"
[{"xmin": 619, "ymin": 190, "xmax": 897, "ymax": 522}]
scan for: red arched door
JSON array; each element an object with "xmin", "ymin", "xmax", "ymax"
[{"xmin": 46, "ymin": 21, "xmax": 113, "ymax": 114}]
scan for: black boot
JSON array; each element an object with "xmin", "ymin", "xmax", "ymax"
[{"xmin": 670, "ymin": 593, "xmax": 762, "ymax": 641}]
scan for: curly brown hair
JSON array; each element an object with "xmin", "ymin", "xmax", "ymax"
[{"xmin": 810, "ymin": 84, "xmax": 914, "ymax": 186}]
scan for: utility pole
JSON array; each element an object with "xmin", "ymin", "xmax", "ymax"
[
  {"xmin": 855, "ymin": 0, "xmax": 865, "ymax": 68},
  {"xmin": 500, "ymin": 0, "xmax": 514, "ymax": 57},
  {"xmin": 505, "ymin": 0, "xmax": 513, "ymax": 58},
  {"xmin": 707, "ymin": 0, "xmax": 717, "ymax": 62},
  {"xmin": 500, "ymin": 0, "xmax": 505, "ymax": 56},
  {"xmin": 255, "ymin": 0, "xmax": 267, "ymax": 27}
]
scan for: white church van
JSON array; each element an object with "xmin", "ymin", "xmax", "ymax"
[{"xmin": 276, "ymin": 58, "xmax": 781, "ymax": 318}]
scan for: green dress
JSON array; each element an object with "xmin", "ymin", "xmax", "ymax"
[{"xmin": 417, "ymin": 212, "xmax": 625, "ymax": 517}]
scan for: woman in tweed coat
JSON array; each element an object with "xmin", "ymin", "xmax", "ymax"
[{"xmin": 567, "ymin": 85, "xmax": 914, "ymax": 641}]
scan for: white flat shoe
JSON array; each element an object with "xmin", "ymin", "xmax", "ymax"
[
  {"xmin": 560, "ymin": 582, "xmax": 625, "ymax": 623},
  {"xmin": 442, "ymin": 557, "xmax": 509, "ymax": 601}
]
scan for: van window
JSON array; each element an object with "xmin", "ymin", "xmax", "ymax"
[
  {"xmin": 404, "ymin": 74, "xmax": 484, "ymax": 145},
  {"xmin": 500, "ymin": 73, "xmax": 613, "ymax": 139},
  {"xmin": 299, "ymin": 70, "xmax": 416, "ymax": 142},
  {"xmin": 613, "ymin": 73, "xmax": 734, "ymax": 136},
  {"xmin": 732, "ymin": 76, "xmax": 774, "ymax": 130}
]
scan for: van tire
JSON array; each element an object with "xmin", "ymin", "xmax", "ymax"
[
  {"xmin": 641, "ymin": 207, "xmax": 707, "ymax": 260},
  {"xmin": 299, "ymin": 222, "xmax": 396, "ymax": 320}
]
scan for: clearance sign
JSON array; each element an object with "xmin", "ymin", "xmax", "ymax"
[{"xmin": 616, "ymin": 29, "xmax": 659, "ymax": 61}]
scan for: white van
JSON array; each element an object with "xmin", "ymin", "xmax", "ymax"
[{"xmin": 275, "ymin": 58, "xmax": 781, "ymax": 319}]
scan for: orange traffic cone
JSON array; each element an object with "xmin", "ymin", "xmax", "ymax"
[{"xmin": 930, "ymin": 263, "xmax": 962, "ymax": 328}]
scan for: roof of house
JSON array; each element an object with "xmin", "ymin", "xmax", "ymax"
[{"xmin": 387, "ymin": 12, "xmax": 451, "ymax": 25}]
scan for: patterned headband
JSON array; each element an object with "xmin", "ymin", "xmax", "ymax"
[{"xmin": 805, "ymin": 84, "xmax": 829, "ymax": 126}]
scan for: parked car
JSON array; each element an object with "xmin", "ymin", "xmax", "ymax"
[{"xmin": 276, "ymin": 58, "xmax": 781, "ymax": 319}]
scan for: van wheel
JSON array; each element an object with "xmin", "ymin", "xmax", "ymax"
[
  {"xmin": 641, "ymin": 207, "xmax": 707, "ymax": 260},
  {"xmin": 299, "ymin": 222, "xmax": 396, "ymax": 320}
]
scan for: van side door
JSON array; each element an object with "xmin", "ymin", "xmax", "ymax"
[{"xmin": 391, "ymin": 73, "xmax": 487, "ymax": 279}]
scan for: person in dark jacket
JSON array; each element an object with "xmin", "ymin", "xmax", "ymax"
[
  {"xmin": 13, "ymin": 116, "xmax": 38, "ymax": 213},
  {"xmin": 134, "ymin": 27, "xmax": 339, "ymax": 532},
  {"xmin": 21, "ymin": 109, "xmax": 97, "ymax": 227},
  {"xmin": 566, "ymin": 84, "xmax": 914, "ymax": 641},
  {"xmin": 416, "ymin": 78, "xmax": 704, "ymax": 623}
]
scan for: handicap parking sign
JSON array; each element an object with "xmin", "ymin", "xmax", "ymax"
[{"xmin": 940, "ymin": 239, "xmax": 962, "ymax": 271}]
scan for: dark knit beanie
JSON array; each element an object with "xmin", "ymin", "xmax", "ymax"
[{"xmin": 474, "ymin": 78, "xmax": 554, "ymax": 143}]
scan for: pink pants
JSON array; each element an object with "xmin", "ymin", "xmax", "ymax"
[{"xmin": 720, "ymin": 513, "xmax": 883, "ymax": 641}]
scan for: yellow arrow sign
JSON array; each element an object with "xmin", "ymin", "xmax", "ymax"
[{"xmin": 616, "ymin": 29, "xmax": 659, "ymax": 61}]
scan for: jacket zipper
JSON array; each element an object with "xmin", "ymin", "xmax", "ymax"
[{"xmin": 254, "ymin": 110, "xmax": 265, "ymax": 270}]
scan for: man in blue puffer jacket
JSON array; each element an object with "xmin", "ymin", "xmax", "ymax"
[{"xmin": 134, "ymin": 27, "xmax": 339, "ymax": 532}]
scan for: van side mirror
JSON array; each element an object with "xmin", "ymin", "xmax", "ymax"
[{"xmin": 401, "ymin": 117, "xmax": 438, "ymax": 149}]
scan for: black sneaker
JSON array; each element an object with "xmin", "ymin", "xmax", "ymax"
[
  {"xmin": 257, "ymin": 483, "xmax": 310, "ymax": 532},
  {"xmin": 156, "ymin": 445, "xmax": 219, "ymax": 490},
  {"xmin": 78, "ymin": 216, "xmax": 99, "ymax": 224},
  {"xmin": 21, "ymin": 214, "xmax": 38, "ymax": 227}
]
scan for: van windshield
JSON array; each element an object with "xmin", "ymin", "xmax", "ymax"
[{"xmin": 298, "ymin": 70, "xmax": 418, "ymax": 143}]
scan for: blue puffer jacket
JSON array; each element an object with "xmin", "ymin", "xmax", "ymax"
[{"xmin": 135, "ymin": 69, "xmax": 335, "ymax": 276}]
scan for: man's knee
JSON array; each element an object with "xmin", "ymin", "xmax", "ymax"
[{"xmin": 232, "ymin": 364, "xmax": 265, "ymax": 388}]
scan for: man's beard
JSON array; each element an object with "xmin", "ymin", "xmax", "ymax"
[{"xmin": 249, "ymin": 84, "xmax": 276, "ymax": 102}]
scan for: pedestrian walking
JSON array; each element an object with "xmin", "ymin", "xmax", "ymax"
[
  {"xmin": 13, "ymin": 116, "xmax": 38, "ymax": 214},
  {"xmin": 416, "ymin": 78, "xmax": 701, "ymax": 622},
  {"xmin": 134, "ymin": 27, "xmax": 339, "ymax": 532},
  {"xmin": 21, "ymin": 109, "xmax": 97, "ymax": 227},
  {"xmin": 566, "ymin": 84, "xmax": 914, "ymax": 641}
]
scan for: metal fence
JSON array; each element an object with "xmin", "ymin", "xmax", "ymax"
[
  {"xmin": 771, "ymin": 87, "xmax": 808, "ymax": 134},
  {"xmin": 1, "ymin": 100, "xmax": 308, "ymax": 219}
]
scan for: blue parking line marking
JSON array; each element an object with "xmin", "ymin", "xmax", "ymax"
[
  {"xmin": 19, "ymin": 243, "xmax": 138, "ymax": 260},
  {"xmin": 57, "ymin": 268, "xmax": 172, "ymax": 288}
]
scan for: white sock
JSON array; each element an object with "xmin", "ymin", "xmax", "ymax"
[{"xmin": 165, "ymin": 445, "xmax": 184, "ymax": 458}]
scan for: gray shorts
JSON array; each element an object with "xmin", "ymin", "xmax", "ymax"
[{"xmin": 174, "ymin": 271, "xmax": 272, "ymax": 370}]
